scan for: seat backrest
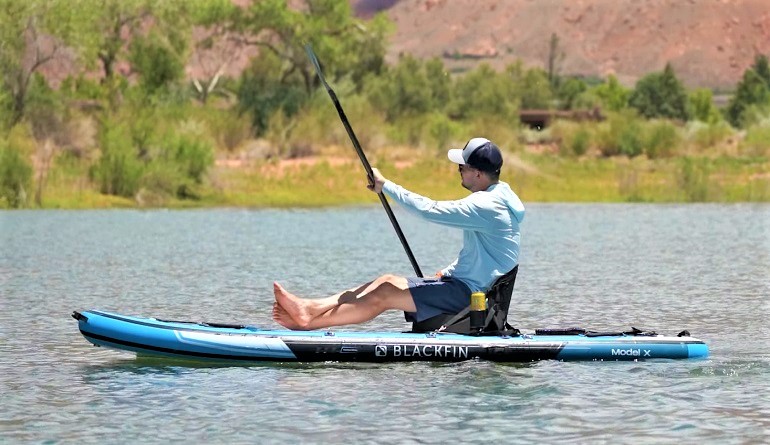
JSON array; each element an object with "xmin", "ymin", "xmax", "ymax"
[{"xmin": 484, "ymin": 265, "xmax": 518, "ymax": 332}]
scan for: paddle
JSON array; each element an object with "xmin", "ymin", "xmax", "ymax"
[{"xmin": 304, "ymin": 44, "xmax": 424, "ymax": 278}]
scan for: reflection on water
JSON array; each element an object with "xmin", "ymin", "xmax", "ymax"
[{"xmin": 1, "ymin": 205, "xmax": 768, "ymax": 443}]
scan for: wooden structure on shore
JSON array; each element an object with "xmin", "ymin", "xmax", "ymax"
[{"xmin": 519, "ymin": 108, "xmax": 604, "ymax": 129}]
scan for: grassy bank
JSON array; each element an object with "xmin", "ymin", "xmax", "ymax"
[{"xmin": 33, "ymin": 148, "xmax": 770, "ymax": 209}]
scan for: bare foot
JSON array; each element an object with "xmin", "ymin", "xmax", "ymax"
[
  {"xmin": 272, "ymin": 303, "xmax": 304, "ymax": 330},
  {"xmin": 273, "ymin": 282, "xmax": 315, "ymax": 329}
]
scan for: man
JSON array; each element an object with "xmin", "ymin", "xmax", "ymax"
[{"xmin": 273, "ymin": 137, "xmax": 525, "ymax": 330}]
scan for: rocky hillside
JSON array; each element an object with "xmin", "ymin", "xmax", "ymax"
[{"xmin": 355, "ymin": 0, "xmax": 770, "ymax": 89}]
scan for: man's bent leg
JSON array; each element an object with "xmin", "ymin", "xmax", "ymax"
[
  {"xmin": 274, "ymin": 275, "xmax": 415, "ymax": 330},
  {"xmin": 303, "ymin": 276, "xmax": 415, "ymax": 330}
]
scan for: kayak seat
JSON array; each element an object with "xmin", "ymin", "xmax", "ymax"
[{"xmin": 411, "ymin": 265, "xmax": 519, "ymax": 335}]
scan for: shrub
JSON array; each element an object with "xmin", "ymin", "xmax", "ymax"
[
  {"xmin": 162, "ymin": 132, "xmax": 214, "ymax": 183},
  {"xmin": 686, "ymin": 121, "xmax": 734, "ymax": 151},
  {"xmin": 569, "ymin": 127, "xmax": 591, "ymax": 156},
  {"xmin": 596, "ymin": 111, "xmax": 644, "ymax": 157},
  {"xmin": 91, "ymin": 124, "xmax": 144, "ymax": 197},
  {"xmin": 237, "ymin": 52, "xmax": 307, "ymax": 135},
  {"xmin": 689, "ymin": 88, "xmax": 721, "ymax": 124},
  {"xmin": 645, "ymin": 120, "xmax": 681, "ymax": 158},
  {"xmin": 450, "ymin": 63, "xmax": 519, "ymax": 121},
  {"xmin": 0, "ymin": 144, "xmax": 32, "ymax": 208},
  {"xmin": 365, "ymin": 54, "xmax": 442, "ymax": 121},
  {"xmin": 551, "ymin": 120, "xmax": 592, "ymax": 156},
  {"xmin": 740, "ymin": 122, "xmax": 770, "ymax": 157},
  {"xmin": 205, "ymin": 110, "xmax": 252, "ymax": 152},
  {"xmin": 426, "ymin": 112, "xmax": 460, "ymax": 151}
]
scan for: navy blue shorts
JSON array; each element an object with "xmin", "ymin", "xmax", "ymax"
[{"xmin": 405, "ymin": 277, "xmax": 472, "ymax": 322}]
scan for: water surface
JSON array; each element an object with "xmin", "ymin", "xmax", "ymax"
[{"xmin": 1, "ymin": 205, "xmax": 768, "ymax": 443}]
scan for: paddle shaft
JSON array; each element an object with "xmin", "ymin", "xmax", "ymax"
[{"xmin": 305, "ymin": 45, "xmax": 423, "ymax": 277}]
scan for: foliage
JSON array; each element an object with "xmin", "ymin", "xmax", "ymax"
[
  {"xmin": 551, "ymin": 120, "xmax": 591, "ymax": 156},
  {"xmin": 237, "ymin": 51, "xmax": 307, "ymax": 135},
  {"xmin": 230, "ymin": 0, "xmax": 391, "ymax": 95},
  {"xmin": 629, "ymin": 63, "xmax": 690, "ymax": 120},
  {"xmin": 365, "ymin": 55, "xmax": 448, "ymax": 121},
  {"xmin": 596, "ymin": 111, "xmax": 644, "ymax": 157},
  {"xmin": 91, "ymin": 123, "xmax": 143, "ymax": 197},
  {"xmin": 161, "ymin": 131, "xmax": 214, "ymax": 184},
  {"xmin": 677, "ymin": 157, "xmax": 710, "ymax": 202},
  {"xmin": 644, "ymin": 120, "xmax": 681, "ymax": 159},
  {"xmin": 726, "ymin": 61, "xmax": 770, "ymax": 127},
  {"xmin": 740, "ymin": 121, "xmax": 770, "ymax": 158},
  {"xmin": 449, "ymin": 63, "xmax": 519, "ymax": 121},
  {"xmin": 0, "ymin": 143, "xmax": 32, "ymax": 208},
  {"xmin": 128, "ymin": 31, "xmax": 186, "ymax": 97},
  {"xmin": 685, "ymin": 120, "xmax": 734, "ymax": 151},
  {"xmin": 507, "ymin": 62, "xmax": 553, "ymax": 109},
  {"xmin": 0, "ymin": 0, "xmax": 87, "ymax": 127},
  {"xmin": 689, "ymin": 88, "xmax": 721, "ymax": 124},
  {"xmin": 589, "ymin": 75, "xmax": 629, "ymax": 111},
  {"xmin": 556, "ymin": 77, "xmax": 588, "ymax": 110}
]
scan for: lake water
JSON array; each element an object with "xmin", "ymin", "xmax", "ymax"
[{"xmin": 1, "ymin": 204, "xmax": 768, "ymax": 444}]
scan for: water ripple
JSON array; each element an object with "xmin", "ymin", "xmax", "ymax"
[{"xmin": 1, "ymin": 205, "xmax": 768, "ymax": 443}]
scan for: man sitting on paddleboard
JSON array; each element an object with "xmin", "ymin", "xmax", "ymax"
[{"xmin": 273, "ymin": 137, "xmax": 525, "ymax": 330}]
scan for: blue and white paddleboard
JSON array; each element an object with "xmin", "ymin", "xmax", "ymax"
[{"xmin": 73, "ymin": 310, "xmax": 708, "ymax": 363}]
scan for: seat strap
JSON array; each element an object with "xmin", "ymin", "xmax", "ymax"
[{"xmin": 436, "ymin": 306, "xmax": 470, "ymax": 332}]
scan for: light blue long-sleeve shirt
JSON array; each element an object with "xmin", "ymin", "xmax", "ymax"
[{"xmin": 382, "ymin": 180, "xmax": 525, "ymax": 292}]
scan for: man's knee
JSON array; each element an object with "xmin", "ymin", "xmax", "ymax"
[{"xmin": 375, "ymin": 273, "xmax": 401, "ymax": 286}]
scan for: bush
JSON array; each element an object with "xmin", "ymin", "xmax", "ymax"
[
  {"xmin": 686, "ymin": 121, "xmax": 734, "ymax": 151},
  {"xmin": 596, "ymin": 111, "xmax": 644, "ymax": 157},
  {"xmin": 162, "ymin": 131, "xmax": 214, "ymax": 184},
  {"xmin": 426, "ymin": 112, "xmax": 460, "ymax": 151},
  {"xmin": 237, "ymin": 52, "xmax": 307, "ymax": 135},
  {"xmin": 0, "ymin": 144, "xmax": 32, "ymax": 208},
  {"xmin": 689, "ymin": 88, "xmax": 721, "ymax": 124},
  {"xmin": 91, "ymin": 124, "xmax": 144, "ymax": 197},
  {"xmin": 365, "ymin": 54, "xmax": 443, "ymax": 121},
  {"xmin": 551, "ymin": 120, "xmax": 591, "ymax": 156},
  {"xmin": 204, "ymin": 109, "xmax": 252, "ymax": 152},
  {"xmin": 590, "ymin": 75, "xmax": 629, "ymax": 111},
  {"xmin": 645, "ymin": 120, "xmax": 681, "ymax": 158},
  {"xmin": 450, "ymin": 63, "xmax": 519, "ymax": 121},
  {"xmin": 740, "ymin": 122, "xmax": 770, "ymax": 157}
]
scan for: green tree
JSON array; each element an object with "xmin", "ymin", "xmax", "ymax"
[
  {"xmin": 73, "ymin": 0, "xmax": 195, "ymax": 82},
  {"xmin": 752, "ymin": 54, "xmax": 770, "ymax": 86},
  {"xmin": 128, "ymin": 31, "xmax": 186, "ymax": 96},
  {"xmin": 230, "ymin": 0, "xmax": 391, "ymax": 95},
  {"xmin": 188, "ymin": 0, "xmax": 241, "ymax": 104},
  {"xmin": 689, "ymin": 88, "xmax": 721, "ymax": 123},
  {"xmin": 506, "ymin": 62, "xmax": 553, "ymax": 110},
  {"xmin": 450, "ymin": 64, "xmax": 519, "ymax": 121},
  {"xmin": 557, "ymin": 77, "xmax": 588, "ymax": 110},
  {"xmin": 0, "ymin": 0, "xmax": 85, "ymax": 127},
  {"xmin": 237, "ymin": 51, "xmax": 306, "ymax": 135},
  {"xmin": 726, "ymin": 60, "xmax": 770, "ymax": 127},
  {"xmin": 365, "ymin": 55, "xmax": 441, "ymax": 121},
  {"xmin": 592, "ymin": 75, "xmax": 629, "ymax": 111},
  {"xmin": 629, "ymin": 63, "xmax": 690, "ymax": 120}
]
